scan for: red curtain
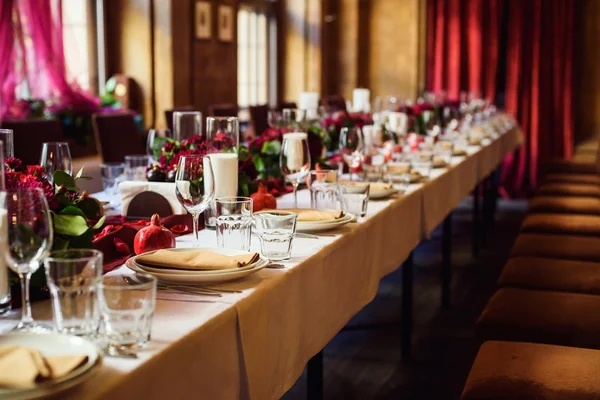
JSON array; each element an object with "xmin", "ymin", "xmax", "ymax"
[
  {"xmin": 426, "ymin": 0, "xmax": 577, "ymax": 197},
  {"xmin": 426, "ymin": 0, "xmax": 504, "ymax": 101}
]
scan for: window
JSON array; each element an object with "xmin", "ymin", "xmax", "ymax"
[
  {"xmin": 62, "ymin": 0, "xmax": 98, "ymax": 93},
  {"xmin": 237, "ymin": 7, "xmax": 270, "ymax": 108}
]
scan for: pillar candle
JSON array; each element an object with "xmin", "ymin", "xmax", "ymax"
[
  {"xmin": 353, "ymin": 88, "xmax": 371, "ymax": 112},
  {"xmin": 299, "ymin": 92, "xmax": 319, "ymax": 119},
  {"xmin": 204, "ymin": 153, "xmax": 239, "ymax": 198}
]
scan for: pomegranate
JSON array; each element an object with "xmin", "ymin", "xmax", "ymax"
[
  {"xmin": 133, "ymin": 214, "xmax": 176, "ymax": 255},
  {"xmin": 251, "ymin": 184, "xmax": 277, "ymax": 212}
]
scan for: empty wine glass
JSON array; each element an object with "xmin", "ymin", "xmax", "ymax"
[
  {"xmin": 339, "ymin": 126, "xmax": 364, "ymax": 181},
  {"xmin": 146, "ymin": 129, "xmax": 170, "ymax": 163},
  {"xmin": 267, "ymin": 110, "xmax": 283, "ymax": 129},
  {"xmin": 280, "ymin": 133, "xmax": 311, "ymax": 208},
  {"xmin": 40, "ymin": 142, "xmax": 72, "ymax": 182},
  {"xmin": 0, "ymin": 188, "xmax": 53, "ymax": 332},
  {"xmin": 282, "ymin": 109, "xmax": 307, "ymax": 132},
  {"xmin": 175, "ymin": 155, "xmax": 215, "ymax": 243}
]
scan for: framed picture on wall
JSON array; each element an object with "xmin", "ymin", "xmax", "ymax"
[
  {"xmin": 218, "ymin": 5, "xmax": 233, "ymax": 42},
  {"xmin": 195, "ymin": 1, "xmax": 211, "ymax": 40}
]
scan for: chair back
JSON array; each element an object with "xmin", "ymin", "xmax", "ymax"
[
  {"xmin": 165, "ymin": 106, "xmax": 194, "ymax": 133},
  {"xmin": 1, "ymin": 119, "xmax": 64, "ymax": 166},
  {"xmin": 249, "ymin": 104, "xmax": 269, "ymax": 135},
  {"xmin": 322, "ymin": 95, "xmax": 347, "ymax": 113},
  {"xmin": 278, "ymin": 101, "xmax": 297, "ymax": 111},
  {"xmin": 126, "ymin": 191, "xmax": 174, "ymax": 219},
  {"xmin": 92, "ymin": 112, "xmax": 145, "ymax": 163},
  {"xmin": 208, "ymin": 103, "xmax": 238, "ymax": 117}
]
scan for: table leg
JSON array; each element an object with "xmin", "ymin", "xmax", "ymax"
[
  {"xmin": 307, "ymin": 350, "xmax": 323, "ymax": 400},
  {"xmin": 442, "ymin": 213, "xmax": 452, "ymax": 309},
  {"xmin": 472, "ymin": 185, "xmax": 480, "ymax": 258},
  {"xmin": 401, "ymin": 252, "xmax": 414, "ymax": 361}
]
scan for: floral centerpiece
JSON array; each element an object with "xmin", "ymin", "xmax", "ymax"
[
  {"xmin": 321, "ymin": 111, "xmax": 374, "ymax": 152},
  {"xmin": 4, "ymin": 157, "xmax": 106, "ymax": 299}
]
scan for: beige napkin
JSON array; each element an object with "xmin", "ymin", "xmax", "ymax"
[
  {"xmin": 279, "ymin": 209, "xmax": 344, "ymax": 222},
  {"xmin": 136, "ymin": 249, "xmax": 260, "ymax": 271},
  {"xmin": 0, "ymin": 346, "xmax": 88, "ymax": 388}
]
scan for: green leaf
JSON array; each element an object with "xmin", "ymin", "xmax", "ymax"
[
  {"xmin": 67, "ymin": 229, "xmax": 95, "ymax": 249},
  {"xmin": 261, "ymin": 140, "xmax": 281, "ymax": 156},
  {"xmin": 59, "ymin": 206, "xmax": 87, "ymax": 218},
  {"xmin": 53, "ymin": 170, "xmax": 75, "ymax": 188},
  {"xmin": 77, "ymin": 198, "xmax": 101, "ymax": 218},
  {"xmin": 53, "ymin": 214, "xmax": 90, "ymax": 237},
  {"xmin": 91, "ymin": 215, "xmax": 106, "ymax": 230}
]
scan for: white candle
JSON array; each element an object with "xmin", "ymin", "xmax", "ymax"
[
  {"xmin": 353, "ymin": 88, "xmax": 370, "ymax": 112},
  {"xmin": 204, "ymin": 153, "xmax": 239, "ymax": 198},
  {"xmin": 387, "ymin": 112, "xmax": 407, "ymax": 134},
  {"xmin": 284, "ymin": 133, "xmax": 307, "ymax": 171},
  {"xmin": 299, "ymin": 92, "xmax": 319, "ymax": 119}
]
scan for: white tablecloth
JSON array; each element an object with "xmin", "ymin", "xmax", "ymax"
[{"xmin": 0, "ymin": 118, "xmax": 522, "ymax": 400}]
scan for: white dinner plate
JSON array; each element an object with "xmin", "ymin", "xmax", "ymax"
[
  {"xmin": 369, "ymin": 187, "xmax": 398, "ymax": 200},
  {"xmin": 296, "ymin": 213, "xmax": 355, "ymax": 233},
  {"xmin": 134, "ymin": 248, "xmax": 262, "ymax": 275},
  {"xmin": 126, "ymin": 256, "xmax": 268, "ymax": 284},
  {"xmin": 0, "ymin": 332, "xmax": 101, "ymax": 400}
]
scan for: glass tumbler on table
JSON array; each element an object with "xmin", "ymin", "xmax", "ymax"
[
  {"xmin": 100, "ymin": 162, "xmax": 125, "ymax": 195},
  {"xmin": 175, "ymin": 155, "xmax": 215, "ymax": 244},
  {"xmin": 254, "ymin": 211, "xmax": 298, "ymax": 261},
  {"xmin": 125, "ymin": 155, "xmax": 150, "ymax": 181},
  {"xmin": 40, "ymin": 141, "xmax": 72, "ymax": 182},
  {"xmin": 0, "ymin": 188, "xmax": 53, "ymax": 332},
  {"xmin": 98, "ymin": 273, "xmax": 157, "ymax": 353},
  {"xmin": 309, "ymin": 170, "xmax": 340, "ymax": 210},
  {"xmin": 44, "ymin": 249, "xmax": 103, "ymax": 336},
  {"xmin": 280, "ymin": 133, "xmax": 311, "ymax": 208},
  {"xmin": 339, "ymin": 181, "xmax": 370, "ymax": 218},
  {"xmin": 215, "ymin": 197, "xmax": 253, "ymax": 252},
  {"xmin": 411, "ymin": 152, "xmax": 433, "ymax": 179}
]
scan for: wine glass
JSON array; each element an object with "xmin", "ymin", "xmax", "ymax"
[
  {"xmin": 339, "ymin": 126, "xmax": 364, "ymax": 181},
  {"xmin": 175, "ymin": 155, "xmax": 215, "ymax": 243},
  {"xmin": 0, "ymin": 188, "xmax": 53, "ymax": 332},
  {"xmin": 280, "ymin": 133, "xmax": 311, "ymax": 208},
  {"xmin": 282, "ymin": 109, "xmax": 307, "ymax": 132},
  {"xmin": 267, "ymin": 110, "xmax": 283, "ymax": 128},
  {"xmin": 40, "ymin": 142, "xmax": 72, "ymax": 182}
]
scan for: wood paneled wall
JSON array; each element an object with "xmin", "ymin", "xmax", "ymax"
[{"xmin": 105, "ymin": 0, "xmax": 238, "ymax": 129}]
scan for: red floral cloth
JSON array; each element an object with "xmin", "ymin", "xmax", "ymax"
[{"xmin": 93, "ymin": 214, "xmax": 196, "ymax": 273}]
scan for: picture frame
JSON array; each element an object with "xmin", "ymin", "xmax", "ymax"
[
  {"xmin": 195, "ymin": 1, "xmax": 211, "ymax": 40},
  {"xmin": 218, "ymin": 5, "xmax": 234, "ymax": 42}
]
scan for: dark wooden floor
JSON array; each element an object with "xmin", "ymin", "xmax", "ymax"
[{"xmin": 283, "ymin": 198, "xmax": 527, "ymax": 400}]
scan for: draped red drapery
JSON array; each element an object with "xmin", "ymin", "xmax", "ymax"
[{"xmin": 426, "ymin": 0, "xmax": 577, "ymax": 197}]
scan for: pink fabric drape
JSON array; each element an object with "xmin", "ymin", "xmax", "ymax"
[
  {"xmin": 0, "ymin": 0, "xmax": 16, "ymax": 118},
  {"xmin": 0, "ymin": 0, "xmax": 99, "ymax": 120}
]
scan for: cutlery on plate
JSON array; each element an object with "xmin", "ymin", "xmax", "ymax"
[
  {"xmin": 160, "ymin": 286, "xmax": 222, "ymax": 297},
  {"xmin": 159, "ymin": 283, "xmax": 241, "ymax": 294}
]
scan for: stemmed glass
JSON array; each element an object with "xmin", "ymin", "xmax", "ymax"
[
  {"xmin": 0, "ymin": 188, "xmax": 53, "ymax": 332},
  {"xmin": 339, "ymin": 126, "xmax": 364, "ymax": 181},
  {"xmin": 175, "ymin": 155, "xmax": 215, "ymax": 243},
  {"xmin": 267, "ymin": 110, "xmax": 284, "ymax": 129},
  {"xmin": 280, "ymin": 133, "xmax": 311, "ymax": 208},
  {"xmin": 282, "ymin": 109, "xmax": 307, "ymax": 132},
  {"xmin": 40, "ymin": 142, "xmax": 72, "ymax": 182}
]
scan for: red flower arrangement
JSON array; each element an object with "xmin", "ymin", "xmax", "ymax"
[
  {"xmin": 5, "ymin": 158, "xmax": 56, "ymax": 209},
  {"xmin": 321, "ymin": 111, "xmax": 373, "ymax": 152}
]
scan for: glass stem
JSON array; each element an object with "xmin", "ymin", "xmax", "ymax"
[
  {"xmin": 19, "ymin": 270, "xmax": 33, "ymax": 325},
  {"xmin": 293, "ymin": 184, "xmax": 299, "ymax": 208},
  {"xmin": 193, "ymin": 213, "xmax": 200, "ymax": 240}
]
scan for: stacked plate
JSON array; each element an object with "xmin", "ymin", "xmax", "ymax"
[
  {"xmin": 126, "ymin": 247, "xmax": 269, "ymax": 284},
  {"xmin": 0, "ymin": 333, "xmax": 101, "ymax": 400},
  {"xmin": 294, "ymin": 211, "xmax": 355, "ymax": 233}
]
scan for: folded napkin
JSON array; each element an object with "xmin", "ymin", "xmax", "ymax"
[
  {"xmin": 278, "ymin": 209, "xmax": 344, "ymax": 222},
  {"xmin": 136, "ymin": 249, "xmax": 260, "ymax": 271},
  {"xmin": 0, "ymin": 346, "xmax": 87, "ymax": 388},
  {"xmin": 369, "ymin": 182, "xmax": 392, "ymax": 191}
]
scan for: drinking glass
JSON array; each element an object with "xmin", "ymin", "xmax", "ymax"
[
  {"xmin": 44, "ymin": 249, "xmax": 103, "ymax": 336},
  {"xmin": 40, "ymin": 142, "xmax": 72, "ymax": 182},
  {"xmin": 309, "ymin": 170, "xmax": 340, "ymax": 210},
  {"xmin": 173, "ymin": 111, "xmax": 202, "ymax": 142},
  {"xmin": 98, "ymin": 273, "xmax": 157, "ymax": 353},
  {"xmin": 339, "ymin": 181, "xmax": 370, "ymax": 218},
  {"xmin": 411, "ymin": 151, "xmax": 433, "ymax": 178},
  {"xmin": 254, "ymin": 211, "xmax": 297, "ymax": 261},
  {"xmin": 215, "ymin": 197, "xmax": 253, "ymax": 252},
  {"xmin": 434, "ymin": 141, "xmax": 453, "ymax": 167},
  {"xmin": 282, "ymin": 109, "xmax": 307, "ymax": 132},
  {"xmin": 175, "ymin": 155, "xmax": 215, "ymax": 243},
  {"xmin": 280, "ymin": 133, "xmax": 311, "ymax": 208},
  {"xmin": 100, "ymin": 162, "xmax": 125, "ymax": 195},
  {"xmin": 0, "ymin": 129, "xmax": 14, "ymax": 158},
  {"xmin": 386, "ymin": 160, "xmax": 412, "ymax": 189},
  {"xmin": 339, "ymin": 126, "xmax": 364, "ymax": 181},
  {"xmin": 206, "ymin": 117, "xmax": 239, "ymax": 152},
  {"xmin": 0, "ymin": 188, "xmax": 53, "ymax": 332},
  {"xmin": 267, "ymin": 110, "xmax": 283, "ymax": 128},
  {"xmin": 146, "ymin": 129, "xmax": 170, "ymax": 163},
  {"xmin": 0, "ymin": 143, "xmax": 8, "ymax": 315},
  {"xmin": 124, "ymin": 155, "xmax": 150, "ymax": 181}
]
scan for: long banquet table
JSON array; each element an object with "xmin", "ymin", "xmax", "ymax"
[{"xmin": 0, "ymin": 117, "xmax": 523, "ymax": 400}]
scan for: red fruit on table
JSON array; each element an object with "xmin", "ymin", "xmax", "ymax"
[
  {"xmin": 133, "ymin": 214, "xmax": 176, "ymax": 255},
  {"xmin": 363, "ymin": 155, "xmax": 373, "ymax": 165},
  {"xmin": 251, "ymin": 184, "xmax": 277, "ymax": 211}
]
